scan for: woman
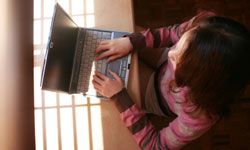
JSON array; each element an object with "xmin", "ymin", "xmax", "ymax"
[{"xmin": 92, "ymin": 11, "xmax": 250, "ymax": 149}]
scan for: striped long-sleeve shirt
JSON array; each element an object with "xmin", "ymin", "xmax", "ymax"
[{"xmin": 111, "ymin": 11, "xmax": 219, "ymax": 150}]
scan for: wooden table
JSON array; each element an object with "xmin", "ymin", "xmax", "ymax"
[{"xmin": 94, "ymin": 0, "xmax": 141, "ymax": 149}]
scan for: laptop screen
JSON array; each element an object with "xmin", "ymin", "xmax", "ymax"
[{"xmin": 41, "ymin": 4, "xmax": 79, "ymax": 92}]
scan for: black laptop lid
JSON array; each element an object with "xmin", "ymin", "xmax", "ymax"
[{"xmin": 41, "ymin": 4, "xmax": 79, "ymax": 92}]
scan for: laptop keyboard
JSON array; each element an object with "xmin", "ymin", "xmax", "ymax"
[
  {"xmin": 76, "ymin": 29, "xmax": 129, "ymax": 97},
  {"xmin": 77, "ymin": 30, "xmax": 112, "ymax": 94}
]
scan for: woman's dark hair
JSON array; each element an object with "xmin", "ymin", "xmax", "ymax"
[{"xmin": 174, "ymin": 16, "xmax": 250, "ymax": 117}]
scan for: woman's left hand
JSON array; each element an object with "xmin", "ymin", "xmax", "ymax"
[{"xmin": 92, "ymin": 70, "xmax": 124, "ymax": 98}]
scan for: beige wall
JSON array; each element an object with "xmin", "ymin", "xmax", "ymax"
[{"xmin": 0, "ymin": 0, "xmax": 35, "ymax": 149}]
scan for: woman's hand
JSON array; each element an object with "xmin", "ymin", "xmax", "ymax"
[
  {"xmin": 92, "ymin": 70, "xmax": 124, "ymax": 98},
  {"xmin": 95, "ymin": 37, "xmax": 133, "ymax": 62}
]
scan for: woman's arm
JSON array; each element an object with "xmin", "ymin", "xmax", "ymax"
[
  {"xmin": 95, "ymin": 11, "xmax": 216, "ymax": 61},
  {"xmin": 92, "ymin": 70, "xmax": 217, "ymax": 149},
  {"xmin": 127, "ymin": 11, "xmax": 216, "ymax": 50},
  {"xmin": 126, "ymin": 23, "xmax": 189, "ymax": 50},
  {"xmin": 111, "ymin": 89, "xmax": 217, "ymax": 150},
  {"xmin": 95, "ymin": 21, "xmax": 191, "ymax": 61}
]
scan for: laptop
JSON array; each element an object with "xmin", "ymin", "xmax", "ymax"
[{"xmin": 41, "ymin": 3, "xmax": 131, "ymax": 98}]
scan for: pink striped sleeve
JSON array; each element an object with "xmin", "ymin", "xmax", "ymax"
[
  {"xmin": 126, "ymin": 11, "xmax": 217, "ymax": 50},
  {"xmin": 163, "ymin": 111, "xmax": 219, "ymax": 149},
  {"xmin": 120, "ymin": 104, "xmax": 145, "ymax": 127},
  {"xmin": 112, "ymin": 88, "xmax": 218, "ymax": 149},
  {"xmin": 128, "ymin": 110, "xmax": 218, "ymax": 150}
]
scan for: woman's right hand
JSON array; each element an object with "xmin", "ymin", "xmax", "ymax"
[{"xmin": 95, "ymin": 37, "xmax": 133, "ymax": 62}]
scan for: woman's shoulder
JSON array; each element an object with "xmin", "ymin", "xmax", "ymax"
[{"xmin": 187, "ymin": 10, "xmax": 218, "ymax": 29}]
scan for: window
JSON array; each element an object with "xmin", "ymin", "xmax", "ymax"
[{"xmin": 33, "ymin": 0, "xmax": 103, "ymax": 149}]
